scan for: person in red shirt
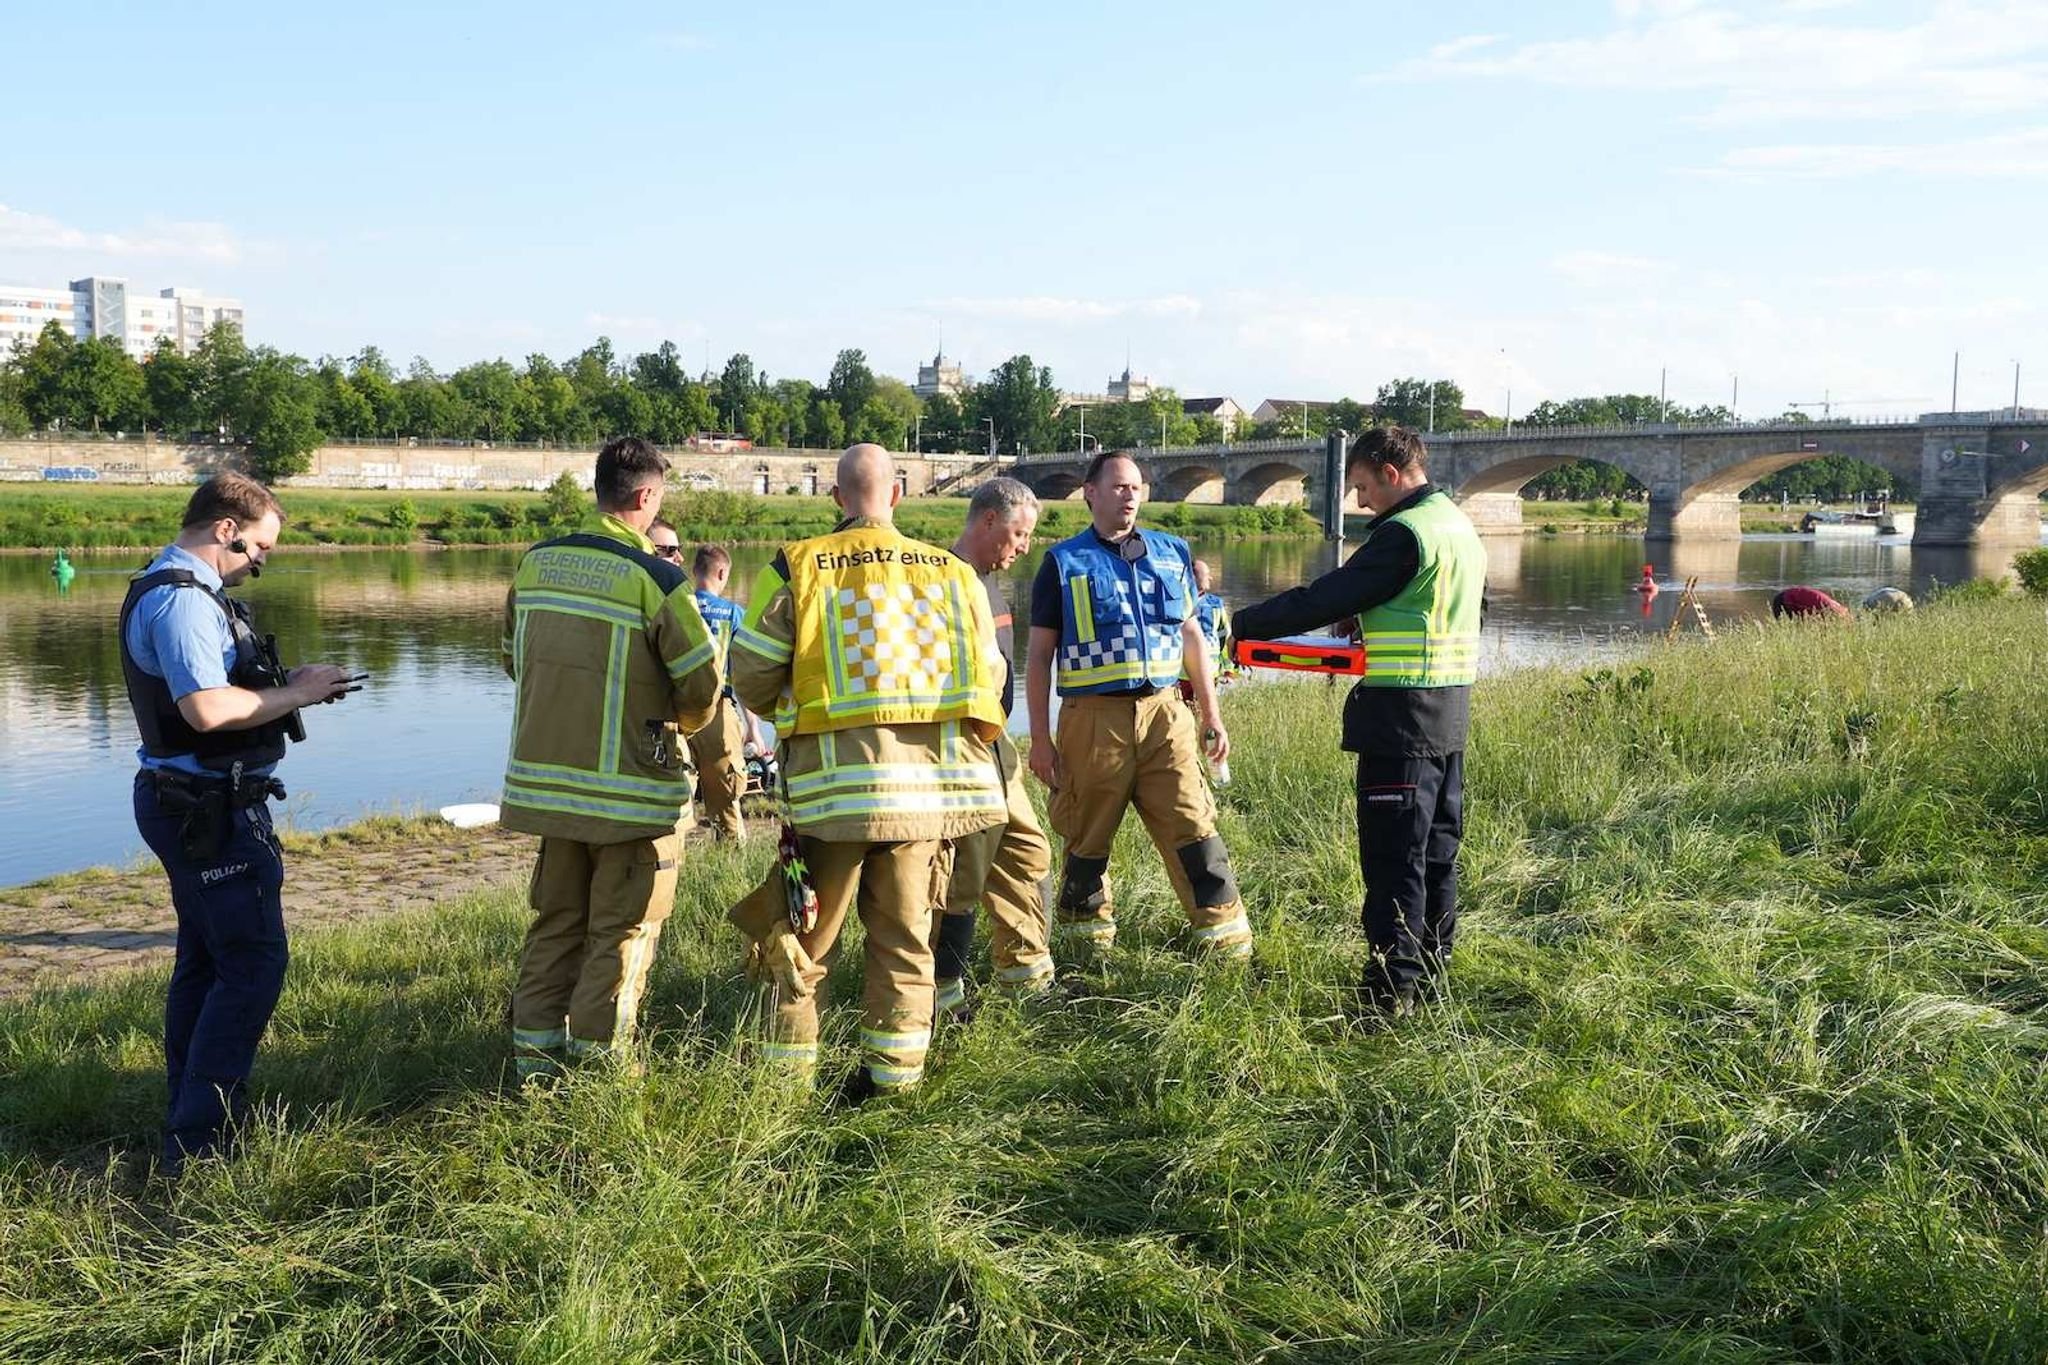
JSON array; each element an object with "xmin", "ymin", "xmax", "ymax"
[{"xmin": 1770, "ymin": 586, "xmax": 1851, "ymax": 620}]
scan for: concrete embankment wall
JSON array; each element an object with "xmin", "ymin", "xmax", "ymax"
[{"xmin": 0, "ymin": 438, "xmax": 984, "ymax": 497}]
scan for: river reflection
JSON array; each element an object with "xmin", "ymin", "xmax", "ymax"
[{"xmin": 0, "ymin": 529, "xmax": 2017, "ymax": 883}]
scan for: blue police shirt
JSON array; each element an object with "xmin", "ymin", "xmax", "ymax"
[{"xmin": 125, "ymin": 544, "xmax": 272, "ymax": 777}]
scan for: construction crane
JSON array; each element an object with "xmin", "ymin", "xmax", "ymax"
[{"xmin": 1784, "ymin": 392, "xmax": 1929, "ymax": 420}]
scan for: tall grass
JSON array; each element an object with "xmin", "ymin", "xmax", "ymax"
[{"xmin": 3, "ymin": 599, "xmax": 2046, "ymax": 1360}]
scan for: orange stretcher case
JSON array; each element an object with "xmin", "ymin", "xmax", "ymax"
[{"xmin": 1230, "ymin": 635, "xmax": 1368, "ymax": 675}]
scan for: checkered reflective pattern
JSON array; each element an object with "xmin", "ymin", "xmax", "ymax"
[
  {"xmin": 1059, "ymin": 579, "xmax": 1181, "ymax": 674},
  {"xmin": 834, "ymin": 582, "xmax": 955, "ymax": 694}
]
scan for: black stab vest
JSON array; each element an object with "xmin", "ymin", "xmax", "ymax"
[{"xmin": 119, "ymin": 568, "xmax": 292, "ymax": 771}]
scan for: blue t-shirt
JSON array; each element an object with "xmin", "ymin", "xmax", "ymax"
[{"xmin": 125, "ymin": 544, "xmax": 266, "ymax": 776}]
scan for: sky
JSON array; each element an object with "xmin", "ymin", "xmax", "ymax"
[{"xmin": 2, "ymin": 0, "xmax": 2043, "ymax": 420}]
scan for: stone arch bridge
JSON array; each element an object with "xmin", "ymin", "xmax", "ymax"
[{"xmin": 1008, "ymin": 414, "xmax": 2048, "ymax": 545}]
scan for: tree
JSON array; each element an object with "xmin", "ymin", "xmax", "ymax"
[
  {"xmin": 0, "ymin": 358, "xmax": 28, "ymax": 436},
  {"xmin": 399, "ymin": 357, "xmax": 459, "ymax": 439},
  {"xmin": 144, "ymin": 338, "xmax": 203, "ymax": 435},
  {"xmin": 1374, "ymin": 378, "xmax": 1467, "ymax": 431},
  {"xmin": 312, "ymin": 358, "xmax": 374, "ymax": 438},
  {"xmin": 920, "ymin": 392, "xmax": 966, "ymax": 451},
  {"xmin": 974, "ymin": 355, "xmax": 1060, "ymax": 455},
  {"xmin": 236, "ymin": 349, "xmax": 325, "ymax": 481},
  {"xmin": 449, "ymin": 359, "xmax": 527, "ymax": 441},
  {"xmin": 717, "ymin": 353, "xmax": 759, "ymax": 430},
  {"xmin": 349, "ymin": 347, "xmax": 402, "ymax": 438},
  {"xmin": 63, "ymin": 336, "xmax": 148, "ymax": 432},
  {"xmin": 194, "ymin": 323, "xmax": 251, "ymax": 438},
  {"xmin": 827, "ymin": 348, "xmax": 877, "ymax": 431},
  {"xmin": 858, "ymin": 376, "xmax": 920, "ymax": 449},
  {"xmin": 16, "ymin": 322, "xmax": 75, "ymax": 429}
]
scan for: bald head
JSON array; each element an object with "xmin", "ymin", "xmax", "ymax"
[{"xmin": 833, "ymin": 443, "xmax": 899, "ymax": 520}]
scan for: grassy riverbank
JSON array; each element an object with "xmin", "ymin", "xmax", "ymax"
[
  {"xmin": 0, "ymin": 484, "xmax": 1316, "ymax": 551},
  {"xmin": 5, "ymin": 597, "xmax": 2048, "ymax": 1360}
]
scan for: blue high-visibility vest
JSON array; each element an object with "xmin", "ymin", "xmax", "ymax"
[{"xmin": 1046, "ymin": 528, "xmax": 1194, "ymax": 695}]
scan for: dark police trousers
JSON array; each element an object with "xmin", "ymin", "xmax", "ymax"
[
  {"xmin": 1355, "ymin": 752, "xmax": 1464, "ymax": 1004},
  {"xmin": 133, "ymin": 771, "xmax": 289, "ymax": 1167}
]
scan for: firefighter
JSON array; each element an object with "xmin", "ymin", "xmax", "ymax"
[
  {"xmin": 728, "ymin": 443, "xmax": 1006, "ymax": 1104},
  {"xmin": 930, "ymin": 477, "xmax": 1056, "ymax": 1020},
  {"xmin": 1024, "ymin": 450, "xmax": 1252, "ymax": 958},
  {"xmin": 502, "ymin": 439, "xmax": 722, "ymax": 1079}
]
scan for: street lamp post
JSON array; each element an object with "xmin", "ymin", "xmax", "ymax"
[
  {"xmin": 1075, "ymin": 404, "xmax": 1088, "ymax": 457},
  {"xmin": 983, "ymin": 416, "xmax": 996, "ymax": 458}
]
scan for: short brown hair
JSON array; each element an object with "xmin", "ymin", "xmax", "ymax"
[
  {"xmin": 692, "ymin": 544, "xmax": 731, "ymax": 577},
  {"xmin": 594, "ymin": 436, "xmax": 669, "ymax": 510},
  {"xmin": 181, "ymin": 472, "xmax": 283, "ymax": 530},
  {"xmin": 1082, "ymin": 449, "xmax": 1140, "ymax": 485},
  {"xmin": 1348, "ymin": 425, "xmax": 1427, "ymax": 476}
]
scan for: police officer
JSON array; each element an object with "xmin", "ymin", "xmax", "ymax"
[
  {"xmin": 930, "ymin": 477, "xmax": 1056, "ymax": 1019},
  {"xmin": 1232, "ymin": 425, "xmax": 1485, "ymax": 1015},
  {"xmin": 676, "ymin": 538, "xmax": 763, "ymax": 840},
  {"xmin": 728, "ymin": 444, "xmax": 1006, "ymax": 1104},
  {"xmin": 502, "ymin": 439, "xmax": 723, "ymax": 1079},
  {"xmin": 122, "ymin": 472, "xmax": 354, "ymax": 1173},
  {"xmin": 1025, "ymin": 450, "xmax": 1252, "ymax": 958}
]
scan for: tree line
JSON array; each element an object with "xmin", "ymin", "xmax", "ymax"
[{"xmin": 0, "ymin": 320, "xmax": 1907, "ymax": 498}]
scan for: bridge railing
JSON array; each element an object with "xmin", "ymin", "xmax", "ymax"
[{"xmin": 1011, "ymin": 414, "xmax": 1951, "ymax": 466}]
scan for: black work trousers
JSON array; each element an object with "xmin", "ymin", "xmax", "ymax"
[{"xmin": 1355, "ymin": 751, "xmax": 1464, "ymax": 1003}]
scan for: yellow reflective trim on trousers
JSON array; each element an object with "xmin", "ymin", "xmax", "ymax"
[
  {"xmin": 1192, "ymin": 913, "xmax": 1252, "ymax": 943},
  {"xmin": 1069, "ymin": 575, "xmax": 1095, "ymax": 644},
  {"xmin": 869, "ymin": 1063, "xmax": 924, "ymax": 1088},
  {"xmin": 933, "ymin": 978, "xmax": 967, "ymax": 1010},
  {"xmin": 513, "ymin": 1025, "xmax": 569, "ymax": 1051},
  {"xmin": 861, "ymin": 1025, "xmax": 932, "ymax": 1052},
  {"xmin": 761, "ymin": 1041, "xmax": 819, "ymax": 1064}
]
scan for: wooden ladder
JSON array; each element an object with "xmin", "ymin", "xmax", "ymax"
[{"xmin": 1663, "ymin": 576, "xmax": 1716, "ymax": 641}]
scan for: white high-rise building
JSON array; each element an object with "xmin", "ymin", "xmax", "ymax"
[
  {"xmin": 0, "ymin": 284, "xmax": 86, "ymax": 354},
  {"xmin": 0, "ymin": 276, "xmax": 244, "ymax": 358}
]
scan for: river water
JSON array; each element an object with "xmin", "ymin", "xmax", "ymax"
[{"xmin": 0, "ymin": 531, "xmax": 2027, "ymax": 885}]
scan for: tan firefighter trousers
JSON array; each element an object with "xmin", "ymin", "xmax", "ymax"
[
  {"xmin": 762, "ymin": 837, "xmax": 944, "ymax": 1090},
  {"xmin": 931, "ymin": 732, "xmax": 1054, "ymax": 1009},
  {"xmin": 687, "ymin": 697, "xmax": 748, "ymax": 840},
  {"xmin": 512, "ymin": 831, "xmax": 680, "ymax": 1076},
  {"xmin": 1047, "ymin": 690, "xmax": 1251, "ymax": 954}
]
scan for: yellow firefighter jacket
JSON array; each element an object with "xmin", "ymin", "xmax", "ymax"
[
  {"xmin": 730, "ymin": 515, "xmax": 1006, "ymax": 843},
  {"xmin": 500, "ymin": 512, "xmax": 722, "ymax": 843}
]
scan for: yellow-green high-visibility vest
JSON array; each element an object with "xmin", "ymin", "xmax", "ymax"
[{"xmin": 1355, "ymin": 491, "xmax": 1485, "ymax": 688}]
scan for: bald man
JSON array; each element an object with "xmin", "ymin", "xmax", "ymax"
[{"xmin": 727, "ymin": 444, "xmax": 1007, "ymax": 1105}]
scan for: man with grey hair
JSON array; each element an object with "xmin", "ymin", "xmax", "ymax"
[{"xmin": 929, "ymin": 477, "xmax": 1056, "ymax": 1017}]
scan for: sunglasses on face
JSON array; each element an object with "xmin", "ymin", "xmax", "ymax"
[{"xmin": 654, "ymin": 544, "xmax": 682, "ymax": 560}]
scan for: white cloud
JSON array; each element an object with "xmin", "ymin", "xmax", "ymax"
[
  {"xmin": 1710, "ymin": 124, "xmax": 2048, "ymax": 177},
  {"xmin": 1379, "ymin": 3, "xmax": 2048, "ymax": 126},
  {"xmin": 0, "ymin": 202, "xmax": 244, "ymax": 263}
]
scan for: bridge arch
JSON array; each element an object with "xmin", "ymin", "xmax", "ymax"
[
  {"xmin": 1682, "ymin": 446, "xmax": 1920, "ymax": 501},
  {"xmin": 1153, "ymin": 463, "xmax": 1225, "ymax": 503},
  {"xmin": 1452, "ymin": 452, "xmax": 1651, "ymax": 499},
  {"xmin": 1231, "ymin": 460, "xmax": 1310, "ymax": 506},
  {"xmin": 1028, "ymin": 470, "xmax": 1086, "ymax": 501}
]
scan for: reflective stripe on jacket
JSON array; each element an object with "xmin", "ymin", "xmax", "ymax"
[
  {"xmin": 1047, "ymin": 528, "xmax": 1194, "ymax": 696},
  {"xmin": 1354, "ymin": 492, "xmax": 1485, "ymax": 688},
  {"xmin": 729, "ymin": 516, "xmax": 1004, "ymax": 843},
  {"xmin": 501, "ymin": 513, "xmax": 722, "ymax": 842}
]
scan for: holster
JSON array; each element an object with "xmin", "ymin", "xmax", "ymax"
[{"xmin": 147, "ymin": 766, "xmax": 284, "ymax": 863}]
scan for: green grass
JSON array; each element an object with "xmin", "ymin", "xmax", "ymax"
[
  {"xmin": 0, "ymin": 484, "xmax": 1318, "ymax": 551},
  {"xmin": 5, "ymin": 599, "xmax": 2048, "ymax": 1359}
]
